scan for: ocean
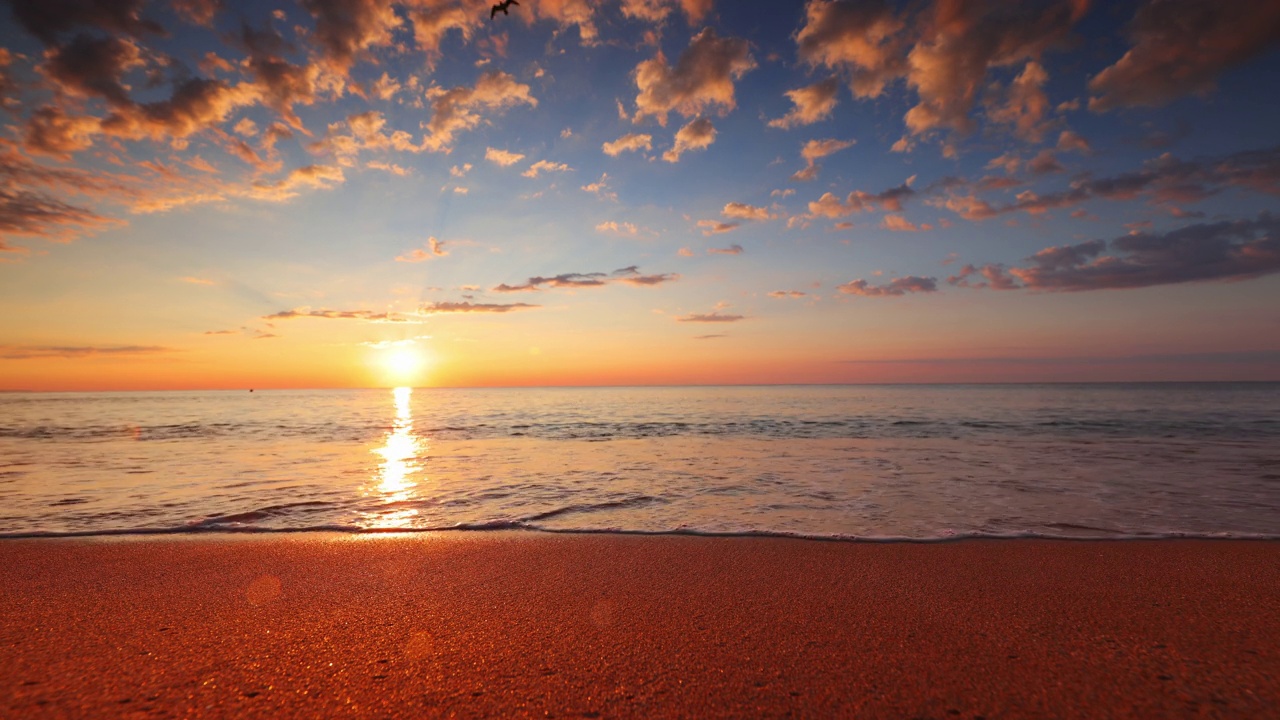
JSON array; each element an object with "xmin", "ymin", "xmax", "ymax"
[{"xmin": 1, "ymin": 384, "xmax": 1277, "ymax": 539}]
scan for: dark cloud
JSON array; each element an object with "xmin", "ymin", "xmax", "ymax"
[
  {"xmin": 837, "ymin": 276, "xmax": 938, "ymax": 296},
  {"xmin": 419, "ymin": 301, "xmax": 539, "ymax": 314},
  {"xmin": 299, "ymin": 0, "xmax": 400, "ymax": 76},
  {"xmin": 494, "ymin": 272, "xmax": 608, "ymax": 292},
  {"xmin": 0, "ymin": 185, "xmax": 119, "ymax": 240},
  {"xmin": 676, "ymin": 312, "xmax": 745, "ymax": 323},
  {"xmin": 0, "ymin": 344, "xmax": 172, "ymax": 359},
  {"xmin": 617, "ymin": 272, "xmax": 679, "ymax": 286},
  {"xmin": 948, "ymin": 214, "xmax": 1280, "ymax": 291},
  {"xmin": 808, "ymin": 181, "xmax": 915, "ymax": 218},
  {"xmin": 41, "ymin": 34, "xmax": 143, "ymax": 107},
  {"xmin": 1089, "ymin": 0, "xmax": 1280, "ymax": 111},
  {"xmin": 494, "ymin": 267, "xmax": 679, "ymax": 292},
  {"xmin": 5, "ymin": 0, "xmax": 164, "ymax": 47},
  {"xmin": 263, "ymin": 308, "xmax": 412, "ymax": 321},
  {"xmin": 937, "ymin": 146, "xmax": 1280, "ymax": 220}
]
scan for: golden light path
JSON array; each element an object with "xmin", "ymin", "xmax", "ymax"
[{"xmin": 368, "ymin": 386, "xmax": 426, "ymax": 529}]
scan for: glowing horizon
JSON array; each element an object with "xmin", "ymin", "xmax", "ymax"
[{"xmin": 2, "ymin": 0, "xmax": 1279, "ymax": 391}]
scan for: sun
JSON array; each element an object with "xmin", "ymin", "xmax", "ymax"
[{"xmin": 380, "ymin": 346, "xmax": 427, "ymax": 386}]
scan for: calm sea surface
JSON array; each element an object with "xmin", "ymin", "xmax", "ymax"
[{"xmin": 1, "ymin": 384, "xmax": 1278, "ymax": 539}]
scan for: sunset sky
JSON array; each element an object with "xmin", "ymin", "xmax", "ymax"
[{"xmin": 2, "ymin": 0, "xmax": 1279, "ymax": 390}]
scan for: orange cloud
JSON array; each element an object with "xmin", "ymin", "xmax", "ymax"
[
  {"xmin": 602, "ymin": 133, "xmax": 653, "ymax": 156},
  {"xmin": 633, "ymin": 28, "xmax": 755, "ymax": 126},
  {"xmin": 880, "ymin": 214, "xmax": 932, "ymax": 232},
  {"xmin": 792, "ymin": 137, "xmax": 855, "ymax": 181},
  {"xmin": 795, "ymin": 0, "xmax": 906, "ymax": 99},
  {"xmin": 697, "ymin": 219, "xmax": 738, "ymax": 235},
  {"xmin": 722, "ymin": 202, "xmax": 773, "ymax": 221},
  {"xmin": 423, "ymin": 71, "xmax": 536, "ymax": 152},
  {"xmin": 301, "ymin": 0, "xmax": 401, "ymax": 76},
  {"xmin": 837, "ymin": 276, "xmax": 937, "ymax": 296},
  {"xmin": 662, "ymin": 117, "xmax": 716, "ymax": 162},
  {"xmin": 768, "ymin": 77, "xmax": 841, "ymax": 129},
  {"xmin": 485, "ymin": 147, "xmax": 525, "ymax": 166},
  {"xmin": 396, "ymin": 237, "xmax": 449, "ymax": 262},
  {"xmin": 522, "ymin": 159, "xmax": 571, "ymax": 178}
]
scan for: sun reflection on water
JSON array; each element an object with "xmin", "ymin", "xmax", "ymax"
[{"xmin": 368, "ymin": 386, "xmax": 425, "ymax": 528}]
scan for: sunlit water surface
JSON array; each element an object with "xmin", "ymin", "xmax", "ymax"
[{"xmin": 1, "ymin": 384, "xmax": 1278, "ymax": 539}]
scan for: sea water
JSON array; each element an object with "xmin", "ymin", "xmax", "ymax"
[{"xmin": 1, "ymin": 384, "xmax": 1277, "ymax": 539}]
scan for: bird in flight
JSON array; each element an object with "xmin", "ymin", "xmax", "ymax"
[{"xmin": 490, "ymin": 0, "xmax": 519, "ymax": 20}]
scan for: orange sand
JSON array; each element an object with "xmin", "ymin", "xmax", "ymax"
[{"xmin": 1, "ymin": 534, "xmax": 1277, "ymax": 718}]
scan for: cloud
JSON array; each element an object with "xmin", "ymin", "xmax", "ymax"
[
  {"xmin": 181, "ymin": 276, "xmax": 216, "ymax": 285},
  {"xmin": 582, "ymin": 173, "xmax": 617, "ymax": 201},
  {"xmin": 1057, "ymin": 130, "xmax": 1091, "ymax": 154},
  {"xmin": 771, "ymin": 188, "xmax": 795, "ymax": 198},
  {"xmin": 697, "ymin": 219, "xmax": 739, "ymax": 235},
  {"xmin": 0, "ymin": 184, "xmax": 123, "ymax": 242},
  {"xmin": 880, "ymin": 214, "xmax": 932, "ymax": 232},
  {"xmin": 408, "ymin": 2, "xmax": 483, "ymax": 67},
  {"xmin": 485, "ymin": 147, "xmax": 526, "ymax": 166},
  {"xmin": 793, "ymin": 137, "xmax": 855, "ymax": 180},
  {"xmin": 1027, "ymin": 149, "xmax": 1063, "ymax": 175},
  {"xmin": 494, "ymin": 266, "xmax": 679, "ymax": 292},
  {"xmin": 768, "ymin": 290, "xmax": 807, "ymax": 299},
  {"xmin": 662, "ymin": 117, "xmax": 716, "ymax": 162},
  {"xmin": 602, "ymin": 133, "xmax": 653, "ymax": 156},
  {"xmin": 40, "ymin": 34, "xmax": 144, "ymax": 108},
  {"xmin": 933, "ymin": 145, "xmax": 1280, "ymax": 220},
  {"xmin": 522, "ymin": 159, "xmax": 572, "ymax": 178},
  {"xmin": 1088, "ymin": 1, "xmax": 1280, "ymax": 112},
  {"xmin": 528, "ymin": 0, "xmax": 600, "ymax": 44},
  {"xmin": 300, "ymin": 0, "xmax": 401, "ymax": 76},
  {"xmin": 837, "ymin": 276, "xmax": 938, "ymax": 296},
  {"xmin": 450, "ymin": 163, "xmax": 472, "ymax": 177},
  {"xmin": 0, "ymin": 344, "xmax": 173, "ymax": 360},
  {"xmin": 617, "ymin": 272, "xmax": 679, "ymax": 286},
  {"xmin": 248, "ymin": 164, "xmax": 344, "ymax": 201},
  {"xmin": 6, "ymin": 0, "xmax": 163, "ymax": 46},
  {"xmin": 807, "ymin": 181, "xmax": 915, "ymax": 218},
  {"xmin": 423, "ymin": 71, "xmax": 536, "ymax": 152},
  {"xmin": 494, "ymin": 272, "xmax": 605, "ymax": 292},
  {"xmin": 676, "ymin": 312, "xmax": 745, "ymax": 323},
  {"xmin": 596, "ymin": 221, "xmax": 641, "ymax": 237},
  {"xmin": 985, "ymin": 60, "xmax": 1052, "ymax": 142},
  {"xmin": 949, "ymin": 213, "xmax": 1280, "ymax": 292},
  {"xmin": 621, "ymin": 0, "xmax": 712, "ymax": 25},
  {"xmin": 367, "ymin": 160, "xmax": 410, "ymax": 176},
  {"xmin": 396, "ymin": 237, "xmax": 449, "ymax": 262},
  {"xmin": 263, "ymin": 307, "xmax": 414, "ymax": 322},
  {"xmin": 902, "ymin": 1, "xmax": 1087, "ymax": 138},
  {"xmin": 722, "ymin": 202, "xmax": 773, "ymax": 221},
  {"xmin": 768, "ymin": 77, "xmax": 841, "ymax": 129},
  {"xmin": 418, "ymin": 301, "xmax": 539, "ymax": 314},
  {"xmin": 693, "ymin": 333, "xmax": 726, "ymax": 339},
  {"xmin": 707, "ymin": 244, "xmax": 743, "ymax": 255},
  {"xmin": 795, "ymin": 0, "xmax": 906, "ymax": 99},
  {"xmin": 234, "ymin": 23, "xmax": 321, "ymax": 130},
  {"xmin": 633, "ymin": 28, "xmax": 755, "ymax": 126}
]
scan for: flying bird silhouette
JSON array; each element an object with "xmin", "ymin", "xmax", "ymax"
[{"xmin": 490, "ymin": 0, "xmax": 518, "ymax": 20}]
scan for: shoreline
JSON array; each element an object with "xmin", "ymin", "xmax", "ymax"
[
  {"xmin": 5, "ymin": 527, "xmax": 1280, "ymax": 543},
  {"xmin": 3, "ymin": 534, "xmax": 1277, "ymax": 717}
]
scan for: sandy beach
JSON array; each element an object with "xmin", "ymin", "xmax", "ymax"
[{"xmin": 1, "ymin": 534, "xmax": 1276, "ymax": 718}]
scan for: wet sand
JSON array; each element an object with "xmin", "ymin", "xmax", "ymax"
[{"xmin": 1, "ymin": 534, "xmax": 1277, "ymax": 718}]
